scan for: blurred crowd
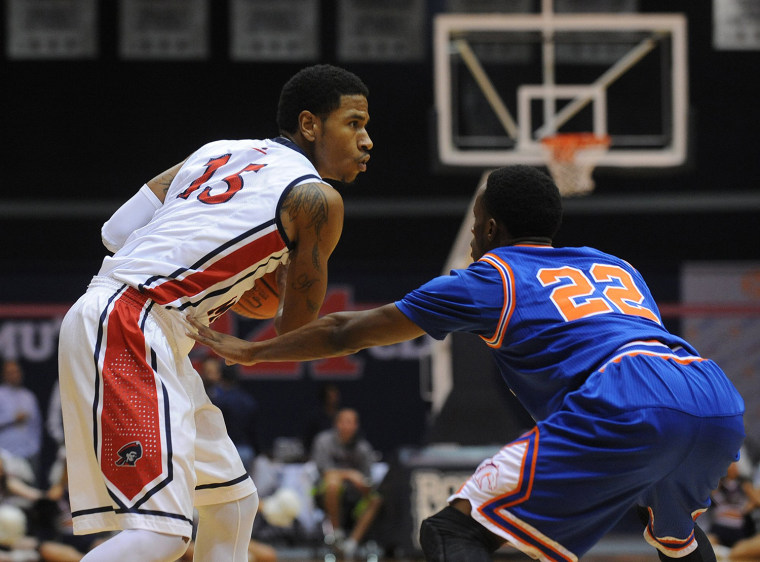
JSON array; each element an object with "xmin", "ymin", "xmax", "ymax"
[
  {"xmin": 4, "ymin": 355, "xmax": 758, "ymax": 561},
  {"xmin": 0, "ymin": 358, "xmax": 389, "ymax": 561}
]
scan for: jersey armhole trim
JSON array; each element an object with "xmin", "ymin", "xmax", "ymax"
[{"xmin": 478, "ymin": 253, "xmax": 516, "ymax": 348}]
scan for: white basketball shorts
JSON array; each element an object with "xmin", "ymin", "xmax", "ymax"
[{"xmin": 58, "ymin": 276, "xmax": 256, "ymax": 537}]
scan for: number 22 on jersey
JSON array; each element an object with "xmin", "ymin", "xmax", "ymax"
[{"xmin": 537, "ymin": 264, "xmax": 660, "ymax": 324}]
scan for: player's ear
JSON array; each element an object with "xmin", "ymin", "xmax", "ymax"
[
  {"xmin": 487, "ymin": 218, "xmax": 498, "ymax": 241},
  {"xmin": 298, "ymin": 110, "xmax": 318, "ymax": 142}
]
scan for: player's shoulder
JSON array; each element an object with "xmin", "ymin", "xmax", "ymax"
[
  {"xmin": 504, "ymin": 244, "xmax": 624, "ymax": 263},
  {"xmin": 572, "ymin": 245, "xmax": 636, "ymax": 269},
  {"xmin": 189, "ymin": 138, "xmax": 293, "ymax": 158},
  {"xmin": 288, "ymin": 180, "xmax": 343, "ymax": 205},
  {"xmin": 476, "ymin": 244, "xmax": 625, "ymax": 276},
  {"xmin": 285, "ymin": 182, "xmax": 345, "ymax": 232}
]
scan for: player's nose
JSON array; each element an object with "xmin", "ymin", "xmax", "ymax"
[{"xmin": 359, "ymin": 129, "xmax": 373, "ymax": 152}]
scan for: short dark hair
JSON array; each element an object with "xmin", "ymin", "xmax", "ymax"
[
  {"xmin": 277, "ymin": 64, "xmax": 369, "ymax": 134},
  {"xmin": 484, "ymin": 165, "xmax": 563, "ymax": 239}
]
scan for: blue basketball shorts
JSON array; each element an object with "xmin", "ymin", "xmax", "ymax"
[{"xmin": 450, "ymin": 354, "xmax": 745, "ymax": 561}]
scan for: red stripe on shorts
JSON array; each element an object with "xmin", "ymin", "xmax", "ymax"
[{"xmin": 100, "ymin": 291, "xmax": 163, "ymax": 501}]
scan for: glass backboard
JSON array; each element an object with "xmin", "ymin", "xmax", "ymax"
[{"xmin": 433, "ymin": 11, "xmax": 688, "ymax": 168}]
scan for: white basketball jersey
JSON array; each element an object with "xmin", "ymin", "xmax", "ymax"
[{"xmin": 98, "ymin": 137, "xmax": 324, "ymax": 320}]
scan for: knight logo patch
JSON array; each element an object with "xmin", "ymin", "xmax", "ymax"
[{"xmin": 115, "ymin": 441, "xmax": 143, "ymax": 467}]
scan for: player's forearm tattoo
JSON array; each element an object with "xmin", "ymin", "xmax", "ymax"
[
  {"xmin": 291, "ymin": 273, "xmax": 320, "ymax": 313},
  {"xmin": 292, "ymin": 273, "xmax": 317, "ymax": 293}
]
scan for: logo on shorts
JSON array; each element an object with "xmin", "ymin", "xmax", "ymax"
[
  {"xmin": 115, "ymin": 441, "xmax": 143, "ymax": 467},
  {"xmin": 474, "ymin": 460, "xmax": 499, "ymax": 491}
]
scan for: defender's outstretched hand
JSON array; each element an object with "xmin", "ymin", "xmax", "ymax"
[{"xmin": 185, "ymin": 316, "xmax": 256, "ymax": 365}]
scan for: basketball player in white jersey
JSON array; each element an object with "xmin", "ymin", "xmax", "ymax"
[{"xmin": 57, "ymin": 64, "xmax": 372, "ymax": 561}]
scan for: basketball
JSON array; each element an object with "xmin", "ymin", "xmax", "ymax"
[
  {"xmin": 231, "ymin": 270, "xmax": 281, "ymax": 319},
  {"xmin": 0, "ymin": 504, "xmax": 26, "ymax": 546},
  {"xmin": 260, "ymin": 487, "xmax": 302, "ymax": 528}
]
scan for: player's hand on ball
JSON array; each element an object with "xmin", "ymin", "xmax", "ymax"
[{"xmin": 184, "ymin": 316, "xmax": 256, "ymax": 365}]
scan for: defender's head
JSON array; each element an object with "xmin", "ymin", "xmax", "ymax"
[{"xmin": 471, "ymin": 165, "xmax": 563, "ymax": 260}]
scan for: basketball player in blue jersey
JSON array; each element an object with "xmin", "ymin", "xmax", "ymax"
[
  {"xmin": 58, "ymin": 64, "xmax": 372, "ymax": 561},
  {"xmin": 188, "ymin": 165, "xmax": 745, "ymax": 562}
]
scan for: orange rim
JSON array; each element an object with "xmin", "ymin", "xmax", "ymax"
[{"xmin": 541, "ymin": 133, "xmax": 611, "ymax": 162}]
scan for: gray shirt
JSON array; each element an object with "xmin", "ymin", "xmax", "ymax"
[{"xmin": 311, "ymin": 428, "xmax": 374, "ymax": 479}]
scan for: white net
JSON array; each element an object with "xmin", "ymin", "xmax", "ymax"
[{"xmin": 541, "ymin": 134, "xmax": 610, "ymax": 197}]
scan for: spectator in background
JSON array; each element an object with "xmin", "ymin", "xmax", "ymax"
[
  {"xmin": 707, "ymin": 460, "xmax": 760, "ymax": 561},
  {"xmin": 0, "ymin": 455, "xmax": 46, "ymax": 509},
  {"xmin": 312, "ymin": 408, "xmax": 382, "ymax": 559},
  {"xmin": 0, "ymin": 360, "xmax": 42, "ymax": 483},
  {"xmin": 45, "ymin": 381, "xmax": 67, "ymax": 492},
  {"xmin": 0, "ymin": 454, "xmax": 87, "ymax": 561},
  {"xmin": 200, "ymin": 357, "xmax": 260, "ymax": 474},
  {"xmin": 302, "ymin": 383, "xmax": 342, "ymax": 454},
  {"xmin": 45, "ymin": 381, "xmax": 64, "ymax": 451},
  {"xmin": 198, "ymin": 355, "xmax": 223, "ymax": 398}
]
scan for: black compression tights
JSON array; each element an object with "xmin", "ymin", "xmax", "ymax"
[
  {"xmin": 422, "ymin": 504, "xmax": 717, "ymax": 561},
  {"xmin": 419, "ymin": 506, "xmax": 504, "ymax": 562},
  {"xmin": 636, "ymin": 506, "xmax": 716, "ymax": 562}
]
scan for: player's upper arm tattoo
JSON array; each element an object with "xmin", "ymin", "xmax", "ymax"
[
  {"xmin": 282, "ymin": 183, "xmax": 330, "ymax": 269},
  {"xmin": 283, "ymin": 183, "xmax": 329, "ymax": 236},
  {"xmin": 148, "ymin": 160, "xmax": 186, "ymax": 201},
  {"xmin": 157, "ymin": 170, "xmax": 175, "ymax": 186}
]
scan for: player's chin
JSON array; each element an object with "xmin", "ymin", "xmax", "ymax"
[{"xmin": 340, "ymin": 169, "xmax": 364, "ymax": 184}]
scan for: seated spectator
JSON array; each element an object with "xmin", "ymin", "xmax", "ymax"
[
  {"xmin": 0, "ymin": 455, "xmax": 85, "ymax": 561},
  {"xmin": 0, "ymin": 360, "xmax": 42, "ymax": 483},
  {"xmin": 707, "ymin": 459, "xmax": 760, "ymax": 561},
  {"xmin": 45, "ymin": 382, "xmax": 64, "ymax": 451},
  {"xmin": 311, "ymin": 408, "xmax": 382, "ymax": 559}
]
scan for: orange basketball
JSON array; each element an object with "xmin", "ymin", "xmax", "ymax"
[{"xmin": 231, "ymin": 271, "xmax": 281, "ymax": 319}]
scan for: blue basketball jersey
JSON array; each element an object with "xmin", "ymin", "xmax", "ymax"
[{"xmin": 396, "ymin": 244, "xmax": 739, "ymax": 420}]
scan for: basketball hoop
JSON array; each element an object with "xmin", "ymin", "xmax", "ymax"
[{"xmin": 540, "ymin": 133, "xmax": 611, "ymax": 197}]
